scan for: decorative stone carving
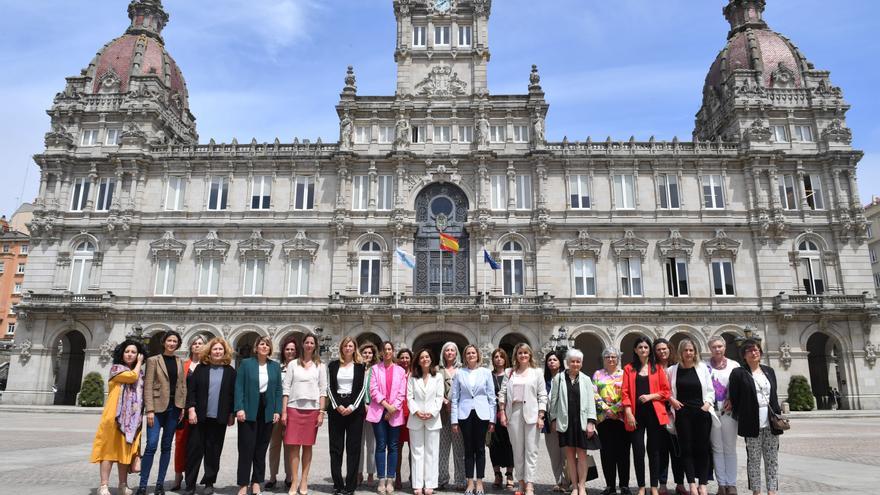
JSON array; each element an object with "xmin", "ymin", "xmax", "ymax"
[
  {"xmin": 476, "ymin": 115, "xmax": 490, "ymax": 148},
  {"xmin": 702, "ymin": 229, "xmax": 741, "ymax": 260},
  {"xmin": 821, "ymin": 119, "xmax": 853, "ymax": 145},
  {"xmin": 282, "ymin": 231, "xmax": 319, "ymax": 261},
  {"xmin": 150, "ymin": 231, "xmax": 186, "ymax": 261},
  {"xmin": 744, "ymin": 119, "xmax": 772, "ymax": 143},
  {"xmin": 701, "ymin": 326, "xmax": 713, "ymax": 339},
  {"xmin": 532, "ymin": 113, "xmax": 545, "ymax": 149},
  {"xmin": 611, "ymin": 231, "xmax": 649, "ymax": 260},
  {"xmin": 97, "ymin": 68, "xmax": 121, "ymax": 93},
  {"xmin": 779, "ymin": 342, "xmax": 792, "ymax": 369},
  {"xmin": 343, "ymin": 65, "xmax": 357, "ymax": 94},
  {"xmin": 18, "ymin": 339, "xmax": 33, "ymax": 363},
  {"xmin": 472, "ymin": 0, "xmax": 491, "ymax": 16},
  {"xmin": 339, "ymin": 112, "xmax": 353, "ymax": 150},
  {"xmin": 480, "ymin": 342, "xmax": 495, "ymax": 367},
  {"xmin": 193, "ymin": 231, "xmax": 230, "ymax": 261},
  {"xmin": 415, "ymin": 65, "xmax": 468, "ymax": 97},
  {"xmin": 238, "ymin": 230, "xmax": 274, "ymax": 260},
  {"xmin": 770, "ymin": 62, "xmax": 796, "ymax": 89},
  {"xmin": 866, "ymin": 341, "xmax": 877, "ymax": 368},
  {"xmin": 657, "ymin": 229, "xmax": 695, "ymax": 260},
  {"xmin": 393, "ymin": 115, "xmax": 410, "ymax": 151},
  {"xmin": 44, "ymin": 123, "xmax": 75, "ymax": 148},
  {"xmin": 565, "ymin": 230, "xmax": 602, "ymax": 258},
  {"xmin": 529, "ymin": 64, "xmax": 541, "ymax": 90},
  {"xmin": 98, "ymin": 340, "xmax": 116, "ymax": 366}
]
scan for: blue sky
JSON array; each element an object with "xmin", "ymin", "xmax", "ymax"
[{"xmin": 1, "ymin": 0, "xmax": 878, "ymax": 218}]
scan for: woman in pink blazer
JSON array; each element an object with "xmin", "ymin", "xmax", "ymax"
[{"xmin": 368, "ymin": 341, "xmax": 408, "ymax": 494}]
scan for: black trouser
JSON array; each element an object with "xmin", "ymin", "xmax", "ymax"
[
  {"xmin": 658, "ymin": 428, "xmax": 684, "ymax": 486},
  {"xmin": 459, "ymin": 410, "xmax": 489, "ymax": 479},
  {"xmin": 630, "ymin": 411, "xmax": 663, "ymax": 488},
  {"xmin": 597, "ymin": 419, "xmax": 630, "ymax": 489},
  {"xmin": 328, "ymin": 396, "xmax": 365, "ymax": 493},
  {"xmin": 237, "ymin": 394, "xmax": 274, "ymax": 487},
  {"xmin": 675, "ymin": 407, "xmax": 712, "ymax": 485},
  {"xmin": 185, "ymin": 420, "xmax": 227, "ymax": 489}
]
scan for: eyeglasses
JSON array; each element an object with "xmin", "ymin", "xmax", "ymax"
[{"xmin": 745, "ymin": 347, "xmax": 762, "ymax": 354}]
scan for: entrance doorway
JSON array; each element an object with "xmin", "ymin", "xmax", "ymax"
[
  {"xmin": 807, "ymin": 332, "xmax": 846, "ymax": 410},
  {"xmin": 235, "ymin": 331, "xmax": 263, "ymax": 367},
  {"xmin": 498, "ymin": 332, "xmax": 531, "ymax": 360},
  {"xmin": 53, "ymin": 330, "xmax": 87, "ymax": 405},
  {"xmin": 411, "ymin": 331, "xmax": 470, "ymax": 365}
]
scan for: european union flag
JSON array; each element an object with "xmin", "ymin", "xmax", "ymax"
[{"xmin": 483, "ymin": 249, "xmax": 500, "ymax": 270}]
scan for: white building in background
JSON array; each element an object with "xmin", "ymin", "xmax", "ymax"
[{"xmin": 4, "ymin": 0, "xmax": 878, "ymax": 409}]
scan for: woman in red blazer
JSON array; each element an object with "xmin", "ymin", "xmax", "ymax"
[{"xmin": 622, "ymin": 336, "xmax": 671, "ymax": 495}]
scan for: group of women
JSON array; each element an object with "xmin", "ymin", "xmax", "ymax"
[{"xmin": 90, "ymin": 333, "xmax": 783, "ymax": 495}]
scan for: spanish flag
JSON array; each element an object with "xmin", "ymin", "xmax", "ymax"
[{"xmin": 439, "ymin": 232, "xmax": 460, "ymax": 253}]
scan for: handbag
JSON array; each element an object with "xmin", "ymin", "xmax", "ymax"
[
  {"xmin": 769, "ymin": 409, "xmax": 790, "ymax": 431},
  {"xmin": 585, "ymin": 454, "xmax": 599, "ymax": 481}
]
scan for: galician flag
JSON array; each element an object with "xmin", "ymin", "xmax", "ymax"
[
  {"xmin": 439, "ymin": 232, "xmax": 460, "ymax": 253},
  {"xmin": 483, "ymin": 249, "xmax": 500, "ymax": 270},
  {"xmin": 395, "ymin": 247, "xmax": 416, "ymax": 269}
]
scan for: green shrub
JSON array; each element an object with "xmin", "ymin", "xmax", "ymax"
[
  {"xmin": 79, "ymin": 372, "xmax": 105, "ymax": 407},
  {"xmin": 787, "ymin": 375, "xmax": 814, "ymax": 411}
]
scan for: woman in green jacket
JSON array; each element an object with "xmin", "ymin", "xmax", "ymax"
[
  {"xmin": 234, "ymin": 336, "xmax": 283, "ymax": 495},
  {"xmin": 548, "ymin": 349, "xmax": 598, "ymax": 495}
]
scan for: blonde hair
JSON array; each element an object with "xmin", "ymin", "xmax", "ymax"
[
  {"xmin": 299, "ymin": 333, "xmax": 323, "ymax": 366},
  {"xmin": 512, "ymin": 343, "xmax": 538, "ymax": 370},
  {"xmin": 462, "ymin": 344, "xmax": 482, "ymax": 368},
  {"xmin": 200, "ymin": 337, "xmax": 233, "ymax": 366},
  {"xmin": 338, "ymin": 336, "xmax": 362, "ymax": 364},
  {"xmin": 677, "ymin": 338, "xmax": 700, "ymax": 364}
]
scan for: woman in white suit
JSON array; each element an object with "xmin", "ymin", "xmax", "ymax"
[
  {"xmin": 451, "ymin": 344, "xmax": 496, "ymax": 495},
  {"xmin": 665, "ymin": 339, "xmax": 716, "ymax": 495},
  {"xmin": 498, "ymin": 343, "xmax": 547, "ymax": 495},
  {"xmin": 407, "ymin": 348, "xmax": 445, "ymax": 495}
]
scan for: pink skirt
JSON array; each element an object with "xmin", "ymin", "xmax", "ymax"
[{"xmin": 284, "ymin": 408, "xmax": 320, "ymax": 446}]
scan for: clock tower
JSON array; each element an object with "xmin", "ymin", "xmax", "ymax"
[{"xmin": 393, "ymin": 0, "xmax": 491, "ymax": 97}]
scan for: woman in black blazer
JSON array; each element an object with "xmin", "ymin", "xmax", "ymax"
[
  {"xmin": 728, "ymin": 339, "xmax": 783, "ymax": 495},
  {"xmin": 184, "ymin": 337, "xmax": 236, "ymax": 495},
  {"xmin": 327, "ymin": 336, "xmax": 369, "ymax": 495}
]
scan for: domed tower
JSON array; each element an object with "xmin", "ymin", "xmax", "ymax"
[
  {"xmin": 694, "ymin": 0, "xmax": 853, "ymax": 152},
  {"xmin": 45, "ymin": 0, "xmax": 197, "ymax": 151}
]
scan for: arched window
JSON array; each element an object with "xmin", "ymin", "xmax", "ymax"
[
  {"xmin": 70, "ymin": 241, "xmax": 95, "ymax": 293},
  {"xmin": 501, "ymin": 240, "xmax": 524, "ymax": 296},
  {"xmin": 359, "ymin": 241, "xmax": 382, "ymax": 295},
  {"xmin": 797, "ymin": 240, "xmax": 825, "ymax": 295}
]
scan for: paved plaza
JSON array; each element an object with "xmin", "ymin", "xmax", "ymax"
[{"xmin": 0, "ymin": 410, "xmax": 876, "ymax": 495}]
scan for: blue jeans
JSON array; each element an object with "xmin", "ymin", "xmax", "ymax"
[
  {"xmin": 372, "ymin": 420, "xmax": 400, "ymax": 479},
  {"xmin": 139, "ymin": 406, "xmax": 179, "ymax": 488}
]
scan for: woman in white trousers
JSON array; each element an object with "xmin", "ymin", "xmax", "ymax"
[
  {"xmin": 407, "ymin": 348, "xmax": 445, "ymax": 495},
  {"xmin": 706, "ymin": 336, "xmax": 740, "ymax": 495},
  {"xmin": 499, "ymin": 343, "xmax": 548, "ymax": 495}
]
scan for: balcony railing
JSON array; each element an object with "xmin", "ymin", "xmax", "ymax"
[
  {"xmin": 329, "ymin": 292, "xmax": 555, "ymax": 311},
  {"xmin": 20, "ymin": 291, "xmax": 115, "ymax": 307},
  {"xmin": 773, "ymin": 292, "xmax": 875, "ymax": 311}
]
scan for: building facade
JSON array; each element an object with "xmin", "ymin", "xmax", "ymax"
[
  {"xmin": 0, "ymin": 217, "xmax": 29, "ymax": 342},
  {"xmin": 4, "ymin": 0, "xmax": 879, "ymax": 409},
  {"xmin": 864, "ymin": 198, "xmax": 880, "ymax": 299}
]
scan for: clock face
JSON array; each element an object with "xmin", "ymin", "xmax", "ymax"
[{"xmin": 435, "ymin": 0, "xmax": 451, "ymax": 13}]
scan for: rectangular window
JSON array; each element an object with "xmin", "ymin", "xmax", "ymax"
[
  {"xmin": 434, "ymin": 26, "xmax": 451, "ymax": 45},
  {"xmin": 613, "ymin": 174, "xmax": 636, "ymax": 210},
  {"xmin": 412, "ymin": 125, "xmax": 426, "ymax": 143},
  {"xmin": 289, "ymin": 258, "xmax": 310, "ymax": 296},
  {"xmin": 244, "ymin": 259, "xmax": 266, "ymax": 296},
  {"xmin": 703, "ymin": 174, "xmax": 725, "ymax": 209},
  {"xmin": 105, "ymin": 128, "xmax": 121, "ymax": 145},
  {"xmin": 70, "ymin": 177, "xmax": 90, "ymax": 211},
  {"xmin": 803, "ymin": 174, "xmax": 825, "ymax": 210},
  {"xmin": 490, "ymin": 125, "xmax": 506, "ymax": 143},
  {"xmin": 0, "ymin": 263, "xmax": 4, "ymax": 273},
  {"xmin": 433, "ymin": 125, "xmax": 451, "ymax": 143},
  {"xmin": 711, "ymin": 260, "xmax": 736, "ymax": 296},
  {"xmin": 379, "ymin": 126, "xmax": 394, "ymax": 143},
  {"xmin": 69, "ymin": 257, "xmax": 92, "ymax": 293},
  {"xmin": 20, "ymin": 244, "xmax": 28, "ymax": 255},
  {"xmin": 458, "ymin": 125, "xmax": 473, "ymax": 143},
  {"xmin": 208, "ymin": 176, "xmax": 229, "ymax": 211},
  {"xmin": 515, "ymin": 174, "xmax": 532, "ymax": 209},
  {"xmin": 658, "ymin": 174, "xmax": 680, "ymax": 209},
  {"xmin": 13, "ymin": 282, "xmax": 22, "ymax": 294},
  {"xmin": 352, "ymin": 175, "xmax": 369, "ymax": 210},
  {"xmin": 1, "ymin": 244, "xmax": 8, "ymax": 253},
  {"xmin": 778, "ymin": 174, "xmax": 798, "ymax": 210},
  {"xmin": 490, "ymin": 175, "xmax": 507, "ymax": 210},
  {"xmin": 80, "ymin": 129, "xmax": 99, "ymax": 146},
  {"xmin": 569, "ymin": 175, "xmax": 591, "ymax": 209},
  {"xmin": 377, "ymin": 175, "xmax": 394, "ymax": 211},
  {"xmin": 413, "ymin": 26, "xmax": 427, "ymax": 46},
  {"xmin": 512, "ymin": 125, "xmax": 529, "ymax": 143},
  {"xmin": 800, "ymin": 258, "xmax": 825, "ymax": 295},
  {"xmin": 355, "ymin": 126, "xmax": 371, "ymax": 144},
  {"xmin": 359, "ymin": 258, "xmax": 381, "ymax": 295},
  {"xmin": 165, "ymin": 177, "xmax": 185, "ymax": 211},
  {"xmin": 874, "ymin": 272, "xmax": 880, "ymax": 289},
  {"xmin": 17, "ymin": 263, "xmax": 25, "ymax": 274},
  {"xmin": 503, "ymin": 258, "xmax": 524, "ymax": 296},
  {"xmin": 154, "ymin": 259, "xmax": 176, "ymax": 296},
  {"xmin": 95, "ymin": 178, "xmax": 115, "ymax": 211},
  {"xmin": 198, "ymin": 258, "xmax": 220, "ymax": 296},
  {"xmin": 772, "ymin": 125, "xmax": 789, "ymax": 143},
  {"xmin": 793, "ymin": 125, "xmax": 814, "ymax": 143},
  {"xmin": 251, "ymin": 176, "xmax": 271, "ymax": 210},
  {"xmin": 868, "ymin": 224, "xmax": 874, "ymax": 239},
  {"xmin": 294, "ymin": 176, "xmax": 315, "ymax": 210},
  {"xmin": 458, "ymin": 25, "xmax": 472, "ymax": 46},
  {"xmin": 618, "ymin": 257, "xmax": 643, "ymax": 297},
  {"xmin": 6, "ymin": 323, "xmax": 14, "ymax": 335},
  {"xmin": 573, "ymin": 258, "xmax": 596, "ymax": 297},
  {"xmin": 665, "ymin": 258, "xmax": 689, "ymax": 297},
  {"xmin": 872, "ymin": 248, "xmax": 878, "ymax": 264}
]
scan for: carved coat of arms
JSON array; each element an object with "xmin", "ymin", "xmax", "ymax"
[{"xmin": 415, "ymin": 66, "xmax": 468, "ymax": 97}]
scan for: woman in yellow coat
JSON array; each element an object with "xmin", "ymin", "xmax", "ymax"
[{"xmin": 90, "ymin": 339, "xmax": 147, "ymax": 495}]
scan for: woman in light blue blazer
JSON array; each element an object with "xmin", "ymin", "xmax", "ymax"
[{"xmin": 451, "ymin": 344, "xmax": 496, "ymax": 495}]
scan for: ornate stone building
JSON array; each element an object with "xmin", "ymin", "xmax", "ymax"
[{"xmin": 4, "ymin": 0, "xmax": 878, "ymax": 409}]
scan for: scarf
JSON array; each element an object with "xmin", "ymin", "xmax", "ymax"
[{"xmin": 110, "ymin": 364, "xmax": 144, "ymax": 444}]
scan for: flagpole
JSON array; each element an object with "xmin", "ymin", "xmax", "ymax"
[
  {"xmin": 394, "ymin": 238, "xmax": 398, "ymax": 307},
  {"xmin": 482, "ymin": 245, "xmax": 487, "ymax": 302}
]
